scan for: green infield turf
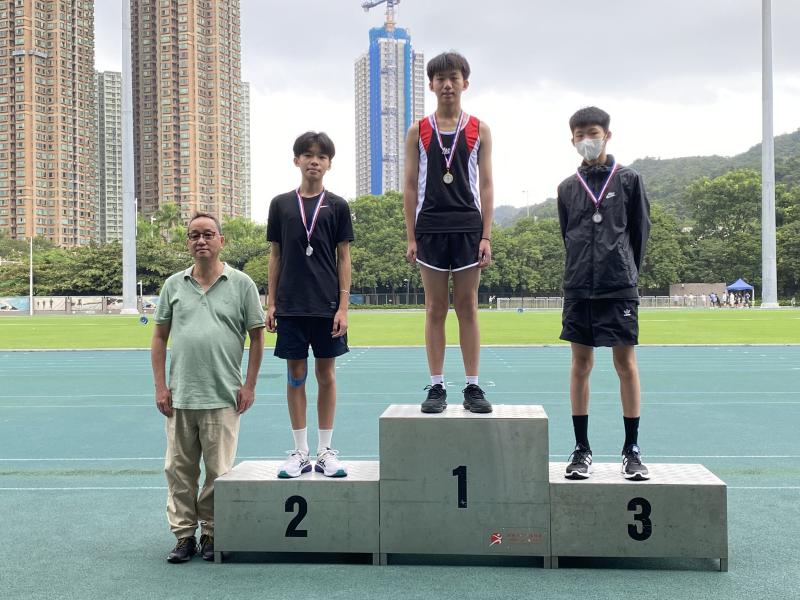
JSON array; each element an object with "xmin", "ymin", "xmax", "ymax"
[{"xmin": 0, "ymin": 309, "xmax": 798, "ymax": 349}]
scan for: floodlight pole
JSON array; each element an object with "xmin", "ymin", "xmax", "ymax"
[
  {"xmin": 121, "ymin": 0, "xmax": 138, "ymax": 314},
  {"xmin": 761, "ymin": 0, "xmax": 778, "ymax": 308}
]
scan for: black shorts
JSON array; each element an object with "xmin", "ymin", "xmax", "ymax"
[
  {"xmin": 274, "ymin": 316, "xmax": 349, "ymax": 360},
  {"xmin": 560, "ymin": 299, "xmax": 639, "ymax": 347},
  {"xmin": 416, "ymin": 231, "xmax": 481, "ymax": 272}
]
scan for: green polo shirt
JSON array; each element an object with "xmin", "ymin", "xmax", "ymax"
[{"xmin": 154, "ymin": 263, "xmax": 265, "ymax": 410}]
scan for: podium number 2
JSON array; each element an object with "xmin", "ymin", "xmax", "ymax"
[
  {"xmin": 452, "ymin": 465, "xmax": 468, "ymax": 508},
  {"xmin": 627, "ymin": 497, "xmax": 652, "ymax": 541},
  {"xmin": 285, "ymin": 495, "xmax": 308, "ymax": 537}
]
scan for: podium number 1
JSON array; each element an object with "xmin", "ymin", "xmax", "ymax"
[
  {"xmin": 285, "ymin": 495, "xmax": 308, "ymax": 537},
  {"xmin": 627, "ymin": 497, "xmax": 652, "ymax": 541},
  {"xmin": 452, "ymin": 465, "xmax": 468, "ymax": 508}
]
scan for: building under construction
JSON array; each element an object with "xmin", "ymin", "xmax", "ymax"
[{"xmin": 355, "ymin": 0, "xmax": 424, "ymax": 197}]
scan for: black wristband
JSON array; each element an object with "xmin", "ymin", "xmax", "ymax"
[{"xmin": 481, "ymin": 237, "xmax": 491, "ymax": 242}]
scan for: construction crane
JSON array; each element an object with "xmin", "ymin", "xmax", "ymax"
[
  {"xmin": 362, "ymin": 0, "xmax": 401, "ymax": 190},
  {"xmin": 361, "ymin": 0, "xmax": 399, "ymax": 32}
]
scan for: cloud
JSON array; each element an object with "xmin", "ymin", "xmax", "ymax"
[{"xmin": 95, "ymin": 0, "xmax": 800, "ymax": 219}]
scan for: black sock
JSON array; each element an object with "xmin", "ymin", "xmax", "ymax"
[
  {"xmin": 572, "ymin": 415, "xmax": 589, "ymax": 449},
  {"xmin": 624, "ymin": 416, "xmax": 640, "ymax": 448}
]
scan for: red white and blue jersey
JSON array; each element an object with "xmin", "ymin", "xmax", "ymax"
[{"xmin": 415, "ymin": 113, "xmax": 482, "ymax": 233}]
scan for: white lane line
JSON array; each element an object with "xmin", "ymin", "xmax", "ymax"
[
  {"xmin": 2, "ymin": 390, "xmax": 799, "ymax": 399},
  {"xmin": 0, "ymin": 487, "xmax": 167, "ymax": 491},
  {"xmin": 2, "ymin": 401, "xmax": 798, "ymax": 409},
  {"xmin": 1, "ymin": 455, "xmax": 797, "ymax": 462},
  {"xmin": 0, "ymin": 486, "xmax": 797, "ymax": 492}
]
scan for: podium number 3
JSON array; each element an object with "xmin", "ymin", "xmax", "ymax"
[
  {"xmin": 285, "ymin": 495, "xmax": 308, "ymax": 537},
  {"xmin": 452, "ymin": 465, "xmax": 468, "ymax": 508},
  {"xmin": 627, "ymin": 497, "xmax": 652, "ymax": 541}
]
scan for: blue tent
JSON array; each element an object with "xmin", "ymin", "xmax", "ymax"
[
  {"xmin": 726, "ymin": 278, "xmax": 754, "ymax": 292},
  {"xmin": 726, "ymin": 278, "xmax": 755, "ymax": 304}
]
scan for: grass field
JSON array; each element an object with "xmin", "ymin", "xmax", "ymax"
[{"xmin": 0, "ymin": 308, "xmax": 798, "ymax": 349}]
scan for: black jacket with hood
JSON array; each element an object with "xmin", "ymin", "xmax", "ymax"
[{"xmin": 556, "ymin": 155, "xmax": 651, "ymax": 300}]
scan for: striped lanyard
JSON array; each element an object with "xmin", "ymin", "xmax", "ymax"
[
  {"xmin": 431, "ymin": 111, "xmax": 466, "ymax": 176},
  {"xmin": 296, "ymin": 188, "xmax": 326, "ymax": 255},
  {"xmin": 575, "ymin": 162, "xmax": 618, "ymax": 214}
]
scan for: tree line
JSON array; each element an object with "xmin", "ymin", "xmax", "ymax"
[{"xmin": 1, "ymin": 168, "xmax": 799, "ymax": 300}]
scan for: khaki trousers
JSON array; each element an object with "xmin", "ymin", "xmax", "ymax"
[{"xmin": 164, "ymin": 407, "xmax": 240, "ymax": 539}]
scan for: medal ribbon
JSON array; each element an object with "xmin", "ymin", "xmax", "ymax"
[
  {"xmin": 575, "ymin": 162, "xmax": 619, "ymax": 212},
  {"xmin": 431, "ymin": 111, "xmax": 466, "ymax": 174},
  {"xmin": 296, "ymin": 188, "xmax": 326, "ymax": 245}
]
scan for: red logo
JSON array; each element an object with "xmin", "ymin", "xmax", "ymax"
[{"xmin": 489, "ymin": 532, "xmax": 503, "ymax": 546}]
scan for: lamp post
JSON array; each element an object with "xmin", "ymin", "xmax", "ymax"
[
  {"xmin": 404, "ymin": 278, "xmax": 410, "ymax": 304},
  {"xmin": 29, "ymin": 235, "xmax": 33, "ymax": 316}
]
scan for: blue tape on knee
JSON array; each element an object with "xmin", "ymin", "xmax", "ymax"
[{"xmin": 287, "ymin": 368, "xmax": 308, "ymax": 388}]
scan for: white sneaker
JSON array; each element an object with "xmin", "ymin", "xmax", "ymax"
[
  {"xmin": 314, "ymin": 448, "xmax": 348, "ymax": 478},
  {"xmin": 277, "ymin": 449, "xmax": 311, "ymax": 478}
]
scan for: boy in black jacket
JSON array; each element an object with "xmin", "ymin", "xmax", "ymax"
[{"xmin": 556, "ymin": 107, "xmax": 651, "ymax": 481}]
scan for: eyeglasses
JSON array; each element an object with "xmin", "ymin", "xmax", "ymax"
[{"xmin": 187, "ymin": 231, "xmax": 218, "ymax": 241}]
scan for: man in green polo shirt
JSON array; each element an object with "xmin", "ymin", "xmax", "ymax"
[{"xmin": 151, "ymin": 212, "xmax": 265, "ymax": 563}]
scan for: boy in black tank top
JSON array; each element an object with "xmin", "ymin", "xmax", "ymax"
[{"xmin": 403, "ymin": 52, "xmax": 495, "ymax": 414}]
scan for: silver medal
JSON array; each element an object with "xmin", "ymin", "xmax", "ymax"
[
  {"xmin": 592, "ymin": 212, "xmax": 603, "ymax": 224},
  {"xmin": 306, "ymin": 245, "xmax": 314, "ymax": 257},
  {"xmin": 443, "ymin": 171, "xmax": 454, "ymax": 184}
]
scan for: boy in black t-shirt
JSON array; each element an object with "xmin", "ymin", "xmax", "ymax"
[
  {"xmin": 266, "ymin": 132, "xmax": 354, "ymax": 479},
  {"xmin": 403, "ymin": 52, "xmax": 494, "ymax": 414},
  {"xmin": 556, "ymin": 107, "xmax": 651, "ymax": 481}
]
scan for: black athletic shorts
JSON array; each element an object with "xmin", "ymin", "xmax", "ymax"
[
  {"xmin": 274, "ymin": 316, "xmax": 349, "ymax": 360},
  {"xmin": 415, "ymin": 231, "xmax": 481, "ymax": 272},
  {"xmin": 560, "ymin": 298, "xmax": 639, "ymax": 347}
]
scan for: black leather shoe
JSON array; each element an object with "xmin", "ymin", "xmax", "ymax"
[
  {"xmin": 167, "ymin": 536, "xmax": 197, "ymax": 563},
  {"xmin": 199, "ymin": 534, "xmax": 215, "ymax": 561}
]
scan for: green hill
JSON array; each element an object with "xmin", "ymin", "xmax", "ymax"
[{"xmin": 494, "ymin": 129, "xmax": 800, "ymax": 227}]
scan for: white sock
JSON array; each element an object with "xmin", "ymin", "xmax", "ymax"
[
  {"xmin": 466, "ymin": 375, "xmax": 479, "ymax": 385},
  {"xmin": 431, "ymin": 374, "xmax": 444, "ymax": 386},
  {"xmin": 292, "ymin": 428, "xmax": 309, "ymax": 456},
  {"xmin": 318, "ymin": 429, "xmax": 333, "ymax": 453}
]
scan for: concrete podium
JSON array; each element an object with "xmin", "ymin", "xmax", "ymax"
[
  {"xmin": 379, "ymin": 404, "xmax": 551, "ymax": 564},
  {"xmin": 549, "ymin": 463, "xmax": 728, "ymax": 570},
  {"xmin": 214, "ymin": 460, "xmax": 380, "ymax": 563}
]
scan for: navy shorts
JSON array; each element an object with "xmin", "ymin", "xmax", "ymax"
[
  {"xmin": 274, "ymin": 316, "xmax": 349, "ymax": 360},
  {"xmin": 416, "ymin": 231, "xmax": 481, "ymax": 272},
  {"xmin": 560, "ymin": 298, "xmax": 639, "ymax": 347}
]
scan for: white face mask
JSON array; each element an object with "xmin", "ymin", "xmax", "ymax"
[{"xmin": 575, "ymin": 137, "xmax": 605, "ymax": 161}]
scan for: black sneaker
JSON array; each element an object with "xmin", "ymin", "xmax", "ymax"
[
  {"xmin": 565, "ymin": 444, "xmax": 593, "ymax": 479},
  {"xmin": 622, "ymin": 444, "xmax": 650, "ymax": 480},
  {"xmin": 421, "ymin": 384, "xmax": 447, "ymax": 413},
  {"xmin": 462, "ymin": 384, "xmax": 492, "ymax": 413},
  {"xmin": 167, "ymin": 536, "xmax": 197, "ymax": 563},
  {"xmin": 199, "ymin": 534, "xmax": 214, "ymax": 562}
]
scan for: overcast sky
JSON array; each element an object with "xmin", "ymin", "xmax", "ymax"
[{"xmin": 95, "ymin": 1, "xmax": 800, "ymax": 223}]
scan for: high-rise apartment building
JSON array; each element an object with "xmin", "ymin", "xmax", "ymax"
[
  {"xmin": 95, "ymin": 70, "xmax": 122, "ymax": 243},
  {"xmin": 0, "ymin": 0, "xmax": 96, "ymax": 246},
  {"xmin": 355, "ymin": 15, "xmax": 424, "ymax": 197},
  {"xmin": 130, "ymin": 0, "xmax": 244, "ymax": 222},
  {"xmin": 239, "ymin": 79, "xmax": 250, "ymax": 218}
]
